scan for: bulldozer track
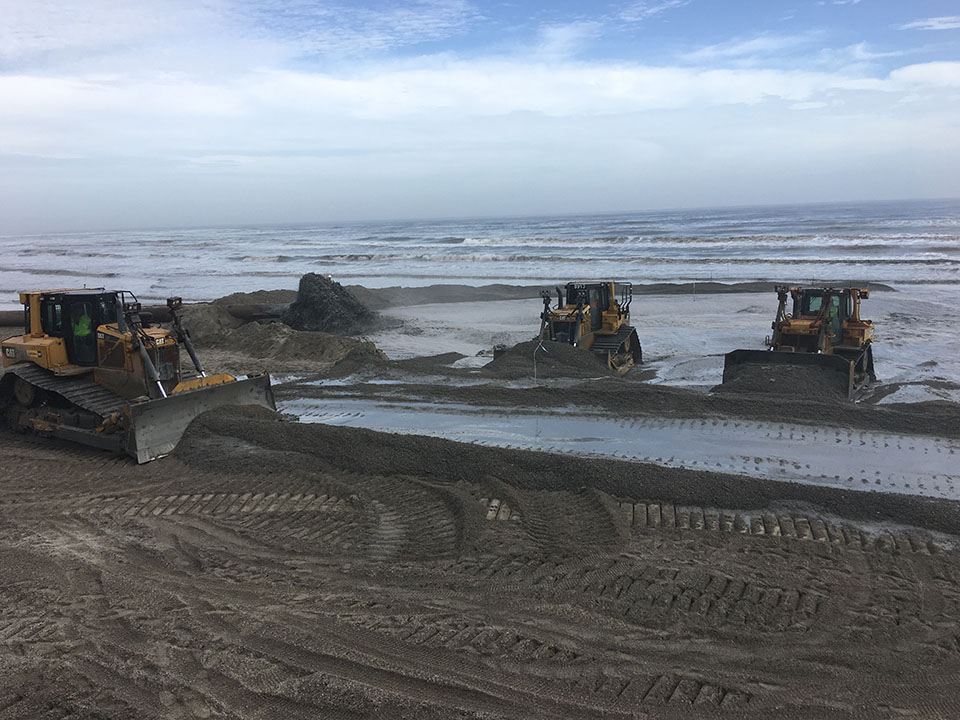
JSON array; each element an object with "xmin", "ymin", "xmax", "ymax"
[
  {"xmin": 333, "ymin": 608, "xmax": 750, "ymax": 709},
  {"xmin": 345, "ymin": 614, "xmax": 584, "ymax": 662},
  {"xmin": 587, "ymin": 561, "xmax": 825, "ymax": 628},
  {"xmin": 0, "ymin": 481, "xmax": 461, "ymax": 561},
  {"xmin": 480, "ymin": 495, "xmax": 947, "ymax": 555},
  {"xmin": 618, "ymin": 499, "xmax": 946, "ymax": 554},
  {"xmin": 361, "ymin": 479, "xmax": 461, "ymax": 560},
  {"xmin": 341, "ymin": 610, "xmax": 750, "ymax": 707},
  {"xmin": 5, "ymin": 364, "xmax": 126, "ymax": 418},
  {"xmin": 39, "ymin": 491, "xmax": 348, "ymax": 518},
  {"xmin": 0, "ymin": 438, "xmax": 128, "ymax": 465},
  {"xmin": 445, "ymin": 552, "xmax": 825, "ymax": 630},
  {"xmin": 0, "ymin": 614, "xmax": 64, "ymax": 645},
  {"xmin": 508, "ymin": 489, "xmax": 623, "ymax": 552},
  {"xmin": 572, "ymin": 672, "xmax": 749, "ymax": 709},
  {"xmin": 236, "ymin": 605, "xmax": 755, "ymax": 719}
]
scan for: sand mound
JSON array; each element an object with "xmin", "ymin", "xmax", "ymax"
[
  {"xmin": 212, "ymin": 289, "xmax": 298, "ymax": 306},
  {"xmin": 210, "ymin": 322, "xmax": 386, "ymax": 366},
  {"xmin": 482, "ymin": 338, "xmax": 613, "ymax": 379},
  {"xmin": 182, "ymin": 282, "xmax": 386, "ymax": 374},
  {"xmin": 713, "ymin": 362, "xmax": 849, "ymax": 400},
  {"xmin": 183, "ymin": 289, "xmax": 298, "ymax": 344},
  {"xmin": 182, "ymin": 303, "xmax": 244, "ymax": 344},
  {"xmin": 282, "ymin": 273, "xmax": 373, "ymax": 334}
]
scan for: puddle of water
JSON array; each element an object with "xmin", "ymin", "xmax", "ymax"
[
  {"xmin": 270, "ymin": 374, "xmax": 306, "ymax": 385},
  {"xmin": 294, "ymin": 374, "xmax": 586, "ymax": 389},
  {"xmin": 278, "ymin": 397, "xmax": 960, "ymax": 501},
  {"xmin": 451, "ymin": 356, "xmax": 492, "ymax": 369}
]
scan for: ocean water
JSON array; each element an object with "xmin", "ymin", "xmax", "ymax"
[{"xmin": 1, "ymin": 198, "xmax": 958, "ymax": 310}]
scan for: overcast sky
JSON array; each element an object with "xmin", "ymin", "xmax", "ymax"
[{"xmin": 1, "ymin": 0, "xmax": 958, "ymax": 233}]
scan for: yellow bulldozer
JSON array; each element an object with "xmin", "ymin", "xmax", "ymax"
[
  {"xmin": 1, "ymin": 289, "xmax": 275, "ymax": 462},
  {"xmin": 539, "ymin": 281, "xmax": 642, "ymax": 373},
  {"xmin": 723, "ymin": 285, "xmax": 876, "ymax": 399}
]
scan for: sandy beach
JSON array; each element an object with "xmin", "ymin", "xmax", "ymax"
[
  {"xmin": 5, "ymin": 0, "xmax": 959, "ymax": 709},
  {"xmin": 2, "ymin": 281, "xmax": 960, "ymax": 718}
]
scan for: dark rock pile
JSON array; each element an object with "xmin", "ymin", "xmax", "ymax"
[{"xmin": 281, "ymin": 273, "xmax": 374, "ymax": 335}]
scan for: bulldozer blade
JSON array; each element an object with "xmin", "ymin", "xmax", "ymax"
[
  {"xmin": 126, "ymin": 374, "xmax": 275, "ymax": 463},
  {"xmin": 722, "ymin": 349, "xmax": 856, "ymax": 399}
]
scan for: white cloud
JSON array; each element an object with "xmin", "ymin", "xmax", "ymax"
[
  {"xmin": 682, "ymin": 34, "xmax": 816, "ymax": 62},
  {"xmin": 888, "ymin": 61, "xmax": 960, "ymax": 88},
  {"xmin": 815, "ymin": 42, "xmax": 906, "ymax": 68},
  {"xmin": 900, "ymin": 16, "xmax": 960, "ymax": 31},
  {"xmin": 0, "ymin": 74, "xmax": 242, "ymax": 118},
  {"xmin": 2, "ymin": 58, "xmax": 935, "ymax": 139},
  {"xmin": 0, "ymin": 1, "xmax": 958, "ymax": 231},
  {"xmin": 840, "ymin": 42, "xmax": 903, "ymax": 61},
  {"xmin": 619, "ymin": 0, "xmax": 690, "ymax": 23},
  {"xmin": 536, "ymin": 22, "xmax": 602, "ymax": 59}
]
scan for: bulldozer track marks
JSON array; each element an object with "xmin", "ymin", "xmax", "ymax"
[
  {"xmin": 363, "ymin": 480, "xmax": 461, "ymax": 560},
  {"xmin": 347, "ymin": 614, "xmax": 584, "ymax": 663},
  {"xmin": 0, "ymin": 614, "xmax": 64, "ymax": 645},
  {"xmin": 3, "ymin": 429, "xmax": 960, "ymax": 717},
  {"xmin": 446, "ymin": 552, "xmax": 824, "ymax": 630},
  {"xmin": 0, "ymin": 437, "xmax": 132, "ymax": 472},
  {"xmin": 572, "ymin": 671, "xmax": 749, "ymax": 709},
  {"xmin": 294, "ymin": 607, "xmax": 752, "ymax": 713},
  {"xmin": 339, "ymin": 612, "xmax": 749, "ymax": 709},
  {"xmin": 619, "ymin": 499, "xmax": 945, "ymax": 555},
  {"xmin": 587, "ymin": 562, "xmax": 825, "ymax": 629},
  {"xmin": 514, "ymin": 490, "xmax": 622, "ymax": 552},
  {"xmin": 24, "ymin": 491, "xmax": 351, "ymax": 522},
  {"xmin": 5, "ymin": 481, "xmax": 461, "ymax": 560}
]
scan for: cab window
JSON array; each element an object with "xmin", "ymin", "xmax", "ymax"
[
  {"xmin": 99, "ymin": 298, "xmax": 118, "ymax": 324},
  {"xmin": 42, "ymin": 302, "xmax": 63, "ymax": 336},
  {"xmin": 803, "ymin": 295, "xmax": 822, "ymax": 314}
]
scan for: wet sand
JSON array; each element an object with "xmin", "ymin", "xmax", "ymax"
[{"xmin": 2, "ymin": 282, "xmax": 960, "ymax": 718}]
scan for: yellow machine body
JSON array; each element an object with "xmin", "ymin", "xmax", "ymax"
[
  {"xmin": 1, "ymin": 289, "xmax": 275, "ymax": 462},
  {"xmin": 722, "ymin": 286, "xmax": 876, "ymax": 399},
  {"xmin": 540, "ymin": 281, "xmax": 642, "ymax": 373},
  {"xmin": 768, "ymin": 286, "xmax": 874, "ymax": 355}
]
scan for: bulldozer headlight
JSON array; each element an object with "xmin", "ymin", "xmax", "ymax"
[{"xmin": 2, "ymin": 347, "xmax": 14, "ymax": 358}]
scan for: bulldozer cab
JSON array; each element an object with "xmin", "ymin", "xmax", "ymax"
[
  {"xmin": 37, "ymin": 290, "xmax": 118, "ymax": 367},
  {"xmin": 564, "ymin": 283, "xmax": 610, "ymax": 332},
  {"xmin": 792, "ymin": 289, "xmax": 852, "ymax": 343},
  {"xmin": 795, "ymin": 289, "xmax": 850, "ymax": 319}
]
